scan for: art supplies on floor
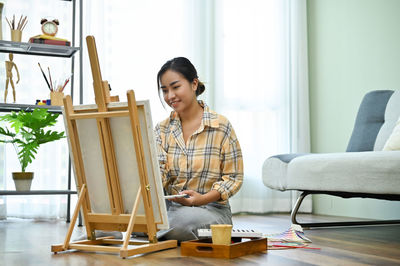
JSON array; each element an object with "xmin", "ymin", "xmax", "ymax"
[
  {"xmin": 264, "ymin": 224, "xmax": 312, "ymax": 243},
  {"xmin": 198, "ymin": 228, "xmax": 263, "ymax": 238},
  {"xmin": 265, "ymin": 224, "xmax": 320, "ymax": 250}
]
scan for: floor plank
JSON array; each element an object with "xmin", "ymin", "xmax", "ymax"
[{"xmin": 1, "ymin": 214, "xmax": 400, "ymax": 265}]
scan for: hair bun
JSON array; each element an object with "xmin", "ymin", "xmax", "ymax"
[{"xmin": 196, "ymin": 81, "xmax": 205, "ymax": 96}]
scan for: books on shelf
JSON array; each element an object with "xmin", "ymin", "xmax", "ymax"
[{"xmin": 29, "ymin": 34, "xmax": 71, "ymax": 47}]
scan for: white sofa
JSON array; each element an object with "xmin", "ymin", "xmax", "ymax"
[{"xmin": 262, "ymin": 90, "xmax": 400, "ymax": 227}]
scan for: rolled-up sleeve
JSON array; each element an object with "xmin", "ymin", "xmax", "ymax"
[
  {"xmin": 154, "ymin": 124, "xmax": 169, "ymax": 188},
  {"xmin": 212, "ymin": 128, "xmax": 243, "ymax": 201}
]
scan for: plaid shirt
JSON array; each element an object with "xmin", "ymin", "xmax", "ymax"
[{"xmin": 155, "ymin": 101, "xmax": 243, "ymax": 204}]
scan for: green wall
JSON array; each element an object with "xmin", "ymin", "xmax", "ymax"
[{"xmin": 308, "ymin": 0, "xmax": 400, "ymax": 219}]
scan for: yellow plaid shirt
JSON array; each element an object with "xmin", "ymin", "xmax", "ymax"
[{"xmin": 155, "ymin": 101, "xmax": 243, "ymax": 204}]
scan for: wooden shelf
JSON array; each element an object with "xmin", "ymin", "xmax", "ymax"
[
  {"xmin": 0, "ymin": 40, "xmax": 79, "ymax": 58},
  {"xmin": 0, "ymin": 190, "xmax": 77, "ymax": 196},
  {"xmin": 0, "ymin": 103, "xmax": 62, "ymax": 114}
]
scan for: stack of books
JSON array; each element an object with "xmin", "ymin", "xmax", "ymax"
[{"xmin": 29, "ymin": 34, "xmax": 71, "ymax": 46}]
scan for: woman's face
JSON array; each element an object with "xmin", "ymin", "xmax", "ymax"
[{"xmin": 160, "ymin": 70, "xmax": 198, "ymax": 113}]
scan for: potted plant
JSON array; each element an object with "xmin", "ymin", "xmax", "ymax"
[{"xmin": 0, "ymin": 108, "xmax": 65, "ymax": 191}]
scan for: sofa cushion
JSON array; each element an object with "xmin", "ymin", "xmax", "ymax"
[
  {"xmin": 262, "ymin": 151, "xmax": 400, "ymax": 195},
  {"xmin": 346, "ymin": 90, "xmax": 393, "ymax": 152},
  {"xmin": 375, "ymin": 90, "xmax": 400, "ymax": 150},
  {"xmin": 383, "ymin": 116, "xmax": 400, "ymax": 151}
]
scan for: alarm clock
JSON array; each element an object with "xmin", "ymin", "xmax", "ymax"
[{"xmin": 40, "ymin": 18, "xmax": 59, "ymax": 36}]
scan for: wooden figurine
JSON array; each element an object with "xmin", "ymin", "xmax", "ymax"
[{"xmin": 4, "ymin": 53, "xmax": 20, "ymax": 103}]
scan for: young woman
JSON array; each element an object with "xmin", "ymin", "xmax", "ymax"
[{"xmin": 155, "ymin": 57, "xmax": 243, "ymax": 241}]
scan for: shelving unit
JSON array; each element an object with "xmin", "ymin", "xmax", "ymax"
[
  {"xmin": 0, "ymin": 40, "xmax": 79, "ymax": 58},
  {"xmin": 0, "ymin": 0, "xmax": 82, "ymax": 223}
]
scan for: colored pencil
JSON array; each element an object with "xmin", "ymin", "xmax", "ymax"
[{"xmin": 271, "ymin": 244, "xmax": 321, "ymax": 250}]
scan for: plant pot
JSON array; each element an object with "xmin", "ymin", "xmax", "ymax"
[{"xmin": 12, "ymin": 172, "xmax": 34, "ymax": 191}]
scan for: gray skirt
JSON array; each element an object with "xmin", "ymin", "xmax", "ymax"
[{"xmin": 162, "ymin": 200, "xmax": 232, "ymax": 242}]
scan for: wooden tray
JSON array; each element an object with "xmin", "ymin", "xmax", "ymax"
[{"xmin": 181, "ymin": 237, "xmax": 267, "ymax": 259}]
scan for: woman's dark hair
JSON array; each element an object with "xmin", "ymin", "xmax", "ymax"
[{"xmin": 157, "ymin": 57, "xmax": 205, "ymax": 101}]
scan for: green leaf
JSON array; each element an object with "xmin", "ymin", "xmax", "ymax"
[
  {"xmin": 20, "ymin": 129, "xmax": 34, "ymax": 142},
  {"xmin": 0, "ymin": 112, "xmax": 23, "ymax": 133},
  {"xmin": 35, "ymin": 129, "xmax": 65, "ymax": 145},
  {"xmin": 17, "ymin": 141, "xmax": 39, "ymax": 172},
  {"xmin": 0, "ymin": 126, "xmax": 16, "ymax": 138},
  {"xmin": 32, "ymin": 108, "xmax": 48, "ymax": 120}
]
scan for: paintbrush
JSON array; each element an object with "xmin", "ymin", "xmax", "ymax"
[
  {"xmin": 48, "ymin": 67, "xmax": 54, "ymax": 91},
  {"xmin": 38, "ymin": 63, "xmax": 51, "ymax": 90}
]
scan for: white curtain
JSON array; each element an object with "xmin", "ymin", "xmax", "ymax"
[
  {"xmin": 288, "ymin": 0, "xmax": 312, "ymax": 211},
  {"xmin": 79, "ymin": 0, "xmax": 207, "ymax": 121},
  {"xmin": 0, "ymin": 0, "xmax": 311, "ymax": 219},
  {"xmin": 213, "ymin": 0, "xmax": 311, "ymax": 213}
]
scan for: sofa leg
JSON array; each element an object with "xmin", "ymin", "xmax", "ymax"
[
  {"xmin": 291, "ymin": 191, "xmax": 400, "ymax": 228},
  {"xmin": 291, "ymin": 191, "xmax": 309, "ymax": 226}
]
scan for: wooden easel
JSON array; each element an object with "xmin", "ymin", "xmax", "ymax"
[{"xmin": 51, "ymin": 36, "xmax": 177, "ymax": 258}]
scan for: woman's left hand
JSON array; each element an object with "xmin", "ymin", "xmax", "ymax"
[{"xmin": 169, "ymin": 190, "xmax": 203, "ymax": 206}]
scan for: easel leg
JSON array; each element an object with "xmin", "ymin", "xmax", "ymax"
[
  {"xmin": 121, "ymin": 187, "xmax": 141, "ymax": 252},
  {"xmin": 126, "ymin": 90, "xmax": 158, "ymax": 243},
  {"xmin": 52, "ymin": 184, "xmax": 87, "ymax": 253}
]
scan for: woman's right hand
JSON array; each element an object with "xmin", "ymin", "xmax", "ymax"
[{"xmin": 169, "ymin": 189, "xmax": 221, "ymax": 206}]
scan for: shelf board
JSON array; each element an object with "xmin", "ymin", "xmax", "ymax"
[
  {"xmin": 0, "ymin": 190, "xmax": 77, "ymax": 195},
  {"xmin": 0, "ymin": 103, "xmax": 62, "ymax": 114},
  {"xmin": 0, "ymin": 40, "xmax": 79, "ymax": 58}
]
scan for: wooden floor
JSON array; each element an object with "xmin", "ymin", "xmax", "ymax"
[{"xmin": 1, "ymin": 213, "xmax": 400, "ymax": 265}]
